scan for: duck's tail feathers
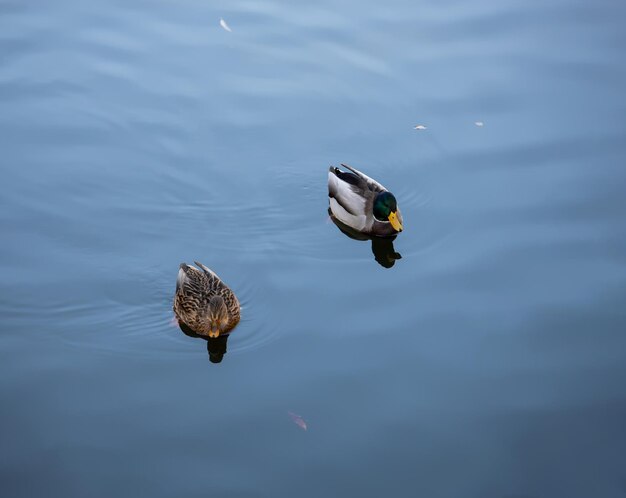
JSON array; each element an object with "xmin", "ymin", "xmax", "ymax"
[
  {"xmin": 329, "ymin": 164, "xmax": 361, "ymax": 188},
  {"xmin": 340, "ymin": 163, "xmax": 386, "ymax": 191},
  {"xmin": 339, "ymin": 163, "xmax": 360, "ymax": 175},
  {"xmin": 194, "ymin": 261, "xmax": 219, "ymax": 279}
]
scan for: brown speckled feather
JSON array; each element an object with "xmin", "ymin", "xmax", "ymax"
[{"xmin": 173, "ymin": 262, "xmax": 240, "ymax": 336}]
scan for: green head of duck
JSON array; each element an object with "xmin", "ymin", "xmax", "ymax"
[{"xmin": 373, "ymin": 192, "xmax": 403, "ymax": 232}]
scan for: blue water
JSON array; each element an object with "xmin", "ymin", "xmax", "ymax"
[{"xmin": 1, "ymin": 0, "xmax": 626, "ymax": 496}]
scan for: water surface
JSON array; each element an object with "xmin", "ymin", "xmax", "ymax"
[{"xmin": 1, "ymin": 0, "xmax": 626, "ymax": 496}]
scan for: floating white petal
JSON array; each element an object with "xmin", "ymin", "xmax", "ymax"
[
  {"xmin": 413, "ymin": 124, "xmax": 427, "ymax": 130},
  {"xmin": 474, "ymin": 121, "xmax": 484, "ymax": 127},
  {"xmin": 219, "ymin": 18, "xmax": 232, "ymax": 32}
]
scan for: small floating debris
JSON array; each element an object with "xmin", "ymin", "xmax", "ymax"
[
  {"xmin": 413, "ymin": 124, "xmax": 427, "ymax": 130},
  {"xmin": 288, "ymin": 411, "xmax": 307, "ymax": 431},
  {"xmin": 219, "ymin": 18, "xmax": 232, "ymax": 32},
  {"xmin": 474, "ymin": 121, "xmax": 484, "ymax": 127}
]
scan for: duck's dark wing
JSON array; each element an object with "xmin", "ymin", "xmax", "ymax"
[{"xmin": 339, "ymin": 163, "xmax": 387, "ymax": 193}]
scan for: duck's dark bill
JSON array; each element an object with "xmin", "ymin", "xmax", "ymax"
[{"xmin": 388, "ymin": 211, "xmax": 403, "ymax": 231}]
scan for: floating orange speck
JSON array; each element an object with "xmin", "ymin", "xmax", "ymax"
[{"xmin": 288, "ymin": 411, "xmax": 307, "ymax": 431}]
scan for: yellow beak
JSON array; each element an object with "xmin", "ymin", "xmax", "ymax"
[{"xmin": 388, "ymin": 211, "xmax": 403, "ymax": 232}]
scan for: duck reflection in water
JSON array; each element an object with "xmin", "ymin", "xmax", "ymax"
[
  {"xmin": 173, "ymin": 261, "xmax": 241, "ymax": 364},
  {"xmin": 329, "ymin": 210, "xmax": 402, "ymax": 268},
  {"xmin": 178, "ymin": 321, "xmax": 230, "ymax": 363}
]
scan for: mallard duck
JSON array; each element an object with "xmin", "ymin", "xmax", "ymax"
[
  {"xmin": 328, "ymin": 163, "xmax": 403, "ymax": 237},
  {"xmin": 173, "ymin": 262, "xmax": 240, "ymax": 338}
]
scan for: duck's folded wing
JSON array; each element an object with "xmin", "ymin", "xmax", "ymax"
[
  {"xmin": 339, "ymin": 163, "xmax": 387, "ymax": 192},
  {"xmin": 176, "ymin": 263, "xmax": 205, "ymax": 295}
]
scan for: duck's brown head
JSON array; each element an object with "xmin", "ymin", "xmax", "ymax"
[{"xmin": 206, "ymin": 296, "xmax": 229, "ymax": 338}]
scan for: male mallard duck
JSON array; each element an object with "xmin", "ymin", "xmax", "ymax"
[
  {"xmin": 328, "ymin": 163, "xmax": 403, "ymax": 237},
  {"xmin": 173, "ymin": 262, "xmax": 240, "ymax": 338}
]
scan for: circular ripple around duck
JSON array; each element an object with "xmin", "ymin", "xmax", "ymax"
[
  {"xmin": 262, "ymin": 168, "xmax": 454, "ymax": 266},
  {"xmin": 46, "ymin": 262, "xmax": 284, "ymax": 362}
]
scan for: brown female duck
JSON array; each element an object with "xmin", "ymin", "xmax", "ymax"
[{"xmin": 173, "ymin": 262, "xmax": 240, "ymax": 338}]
